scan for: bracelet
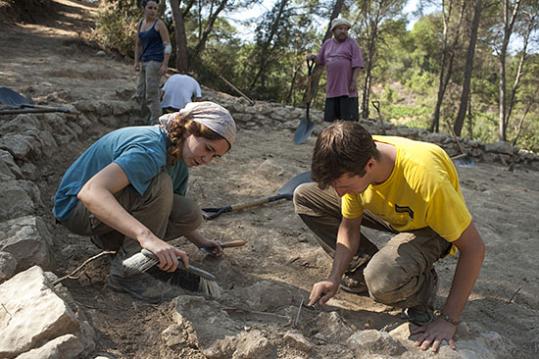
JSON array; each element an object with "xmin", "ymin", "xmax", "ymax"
[{"xmin": 436, "ymin": 311, "xmax": 460, "ymax": 326}]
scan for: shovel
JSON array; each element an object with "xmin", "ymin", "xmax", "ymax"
[
  {"xmin": 202, "ymin": 171, "xmax": 312, "ymax": 220},
  {"xmin": 293, "ymin": 59, "xmax": 316, "ymax": 144},
  {"xmin": 0, "ymin": 86, "xmax": 76, "ymax": 115}
]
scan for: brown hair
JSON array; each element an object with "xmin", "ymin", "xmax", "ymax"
[
  {"xmin": 166, "ymin": 112, "xmax": 224, "ymax": 161},
  {"xmin": 311, "ymin": 122, "xmax": 379, "ymax": 189}
]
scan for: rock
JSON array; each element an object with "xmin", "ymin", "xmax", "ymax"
[
  {"xmin": 0, "ymin": 182, "xmax": 37, "ymax": 222},
  {"xmin": 0, "ymin": 216, "xmax": 54, "ymax": 271},
  {"xmin": 96, "ymin": 50, "xmax": 106, "ymax": 56},
  {"xmin": 162, "ymin": 319, "xmax": 197, "ymax": 350},
  {"xmin": 346, "ymin": 329, "xmax": 405, "ymax": 356},
  {"xmin": 484, "ymin": 141, "xmax": 515, "ymax": 155},
  {"xmin": 173, "ymin": 295, "xmax": 240, "ymax": 356},
  {"xmin": 0, "ymin": 134, "xmax": 38, "ymax": 161},
  {"xmin": 0, "ymin": 267, "xmax": 81, "ymax": 358},
  {"xmin": 0, "ymin": 251, "xmax": 17, "ymax": 283},
  {"xmin": 15, "ymin": 334, "xmax": 83, "ymax": 359},
  {"xmin": 233, "ymin": 329, "xmax": 275, "ymax": 359},
  {"xmin": 310, "ymin": 311, "xmax": 356, "ymax": 343},
  {"xmin": 283, "ymin": 330, "xmax": 313, "ymax": 352},
  {"xmin": 0, "ymin": 150, "xmax": 22, "ymax": 180},
  {"xmin": 19, "ymin": 163, "xmax": 38, "ymax": 181}
]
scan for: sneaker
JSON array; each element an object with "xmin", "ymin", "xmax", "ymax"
[
  {"xmin": 107, "ymin": 272, "xmax": 183, "ymax": 304},
  {"xmin": 340, "ymin": 271, "xmax": 369, "ymax": 294}
]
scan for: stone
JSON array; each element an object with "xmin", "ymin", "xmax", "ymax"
[
  {"xmin": 0, "ymin": 150, "xmax": 22, "ymax": 180},
  {"xmin": 0, "ymin": 216, "xmax": 54, "ymax": 271},
  {"xmin": 0, "ymin": 251, "xmax": 17, "ymax": 283},
  {"xmin": 310, "ymin": 311, "xmax": 356, "ymax": 343},
  {"xmin": 0, "ymin": 267, "xmax": 80, "ymax": 358},
  {"xmin": 0, "ymin": 134, "xmax": 38, "ymax": 161},
  {"xmin": 283, "ymin": 330, "xmax": 313, "ymax": 352},
  {"xmin": 0, "ymin": 181, "xmax": 37, "ymax": 222},
  {"xmin": 233, "ymin": 329, "xmax": 275, "ymax": 359},
  {"xmin": 485, "ymin": 141, "xmax": 515, "ymax": 155},
  {"xmin": 173, "ymin": 295, "xmax": 241, "ymax": 356},
  {"xmin": 346, "ymin": 329, "xmax": 405, "ymax": 356},
  {"xmin": 15, "ymin": 334, "xmax": 83, "ymax": 359}
]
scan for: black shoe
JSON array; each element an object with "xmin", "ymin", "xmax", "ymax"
[
  {"xmin": 402, "ymin": 305, "xmax": 435, "ymax": 326},
  {"xmin": 402, "ymin": 268, "xmax": 438, "ymax": 325}
]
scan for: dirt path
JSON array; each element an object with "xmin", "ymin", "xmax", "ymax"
[{"xmin": 2, "ymin": 1, "xmax": 539, "ymax": 358}]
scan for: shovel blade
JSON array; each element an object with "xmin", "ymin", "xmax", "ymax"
[{"xmin": 294, "ymin": 118, "xmax": 315, "ymax": 144}]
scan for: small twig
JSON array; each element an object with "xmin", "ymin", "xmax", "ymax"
[
  {"xmin": 53, "ymin": 251, "xmax": 116, "ymax": 286},
  {"xmin": 507, "ymin": 287, "xmax": 522, "ymax": 304},
  {"xmin": 1, "ymin": 303, "xmax": 12, "ymax": 319}
]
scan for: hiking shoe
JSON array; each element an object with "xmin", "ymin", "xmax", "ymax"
[
  {"xmin": 340, "ymin": 272, "xmax": 369, "ymax": 294},
  {"xmin": 402, "ymin": 268, "xmax": 439, "ymax": 326},
  {"xmin": 107, "ymin": 272, "xmax": 183, "ymax": 304},
  {"xmin": 402, "ymin": 305, "xmax": 435, "ymax": 326}
]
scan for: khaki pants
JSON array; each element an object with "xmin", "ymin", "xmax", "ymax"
[
  {"xmin": 293, "ymin": 182, "xmax": 451, "ymax": 308},
  {"xmin": 136, "ymin": 60, "xmax": 162, "ymax": 124},
  {"xmin": 61, "ymin": 172, "xmax": 202, "ymax": 272}
]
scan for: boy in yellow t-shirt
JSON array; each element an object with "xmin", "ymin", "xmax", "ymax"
[{"xmin": 293, "ymin": 122, "xmax": 485, "ymax": 353}]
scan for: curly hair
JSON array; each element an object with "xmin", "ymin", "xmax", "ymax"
[
  {"xmin": 312, "ymin": 121, "xmax": 379, "ymax": 189},
  {"xmin": 166, "ymin": 112, "xmax": 224, "ymax": 162}
]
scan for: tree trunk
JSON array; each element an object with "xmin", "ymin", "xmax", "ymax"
[
  {"xmin": 170, "ymin": 0, "xmax": 189, "ymax": 72},
  {"xmin": 454, "ymin": 0, "xmax": 482, "ymax": 136},
  {"xmin": 361, "ymin": 18, "xmax": 379, "ymax": 119},
  {"xmin": 498, "ymin": 0, "xmax": 522, "ymax": 141}
]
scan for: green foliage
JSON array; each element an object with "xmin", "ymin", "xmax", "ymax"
[{"xmin": 92, "ymin": 1, "xmax": 140, "ymax": 57}]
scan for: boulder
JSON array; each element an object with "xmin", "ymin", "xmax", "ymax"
[
  {"xmin": 15, "ymin": 334, "xmax": 83, "ymax": 359},
  {"xmin": 0, "ymin": 216, "xmax": 53, "ymax": 271},
  {"xmin": 0, "ymin": 181, "xmax": 38, "ymax": 222},
  {"xmin": 0, "ymin": 251, "xmax": 17, "ymax": 283},
  {"xmin": 0, "ymin": 267, "xmax": 81, "ymax": 358}
]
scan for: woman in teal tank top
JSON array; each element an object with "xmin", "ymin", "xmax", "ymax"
[{"xmin": 134, "ymin": 0, "xmax": 171, "ymax": 124}]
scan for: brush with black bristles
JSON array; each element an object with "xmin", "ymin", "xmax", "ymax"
[{"xmin": 121, "ymin": 248, "xmax": 223, "ymax": 297}]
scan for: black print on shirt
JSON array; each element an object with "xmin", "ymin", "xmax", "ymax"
[{"xmin": 395, "ymin": 204, "xmax": 414, "ymax": 220}]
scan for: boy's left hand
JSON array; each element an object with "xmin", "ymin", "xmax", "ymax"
[
  {"xmin": 410, "ymin": 318, "xmax": 457, "ymax": 353},
  {"xmin": 199, "ymin": 239, "xmax": 223, "ymax": 257}
]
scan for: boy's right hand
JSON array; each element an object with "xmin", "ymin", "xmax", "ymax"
[
  {"xmin": 308, "ymin": 279, "xmax": 339, "ymax": 306},
  {"xmin": 142, "ymin": 237, "xmax": 189, "ymax": 272}
]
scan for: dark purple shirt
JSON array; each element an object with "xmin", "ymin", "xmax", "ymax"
[{"xmin": 317, "ymin": 37, "xmax": 364, "ymax": 98}]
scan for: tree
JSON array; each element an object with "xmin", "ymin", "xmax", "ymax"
[
  {"xmin": 428, "ymin": 0, "xmax": 466, "ymax": 133},
  {"xmin": 356, "ymin": 0, "xmax": 405, "ymax": 119},
  {"xmin": 170, "ymin": 0, "xmax": 190, "ymax": 71},
  {"xmin": 454, "ymin": 0, "xmax": 483, "ymax": 136}
]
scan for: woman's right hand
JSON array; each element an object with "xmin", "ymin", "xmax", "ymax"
[
  {"xmin": 134, "ymin": 62, "xmax": 140, "ymax": 72},
  {"xmin": 141, "ymin": 236, "xmax": 189, "ymax": 272}
]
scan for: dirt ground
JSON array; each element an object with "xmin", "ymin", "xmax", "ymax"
[{"xmin": 2, "ymin": 1, "xmax": 539, "ymax": 358}]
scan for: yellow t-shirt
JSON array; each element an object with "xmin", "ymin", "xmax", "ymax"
[{"xmin": 342, "ymin": 136, "xmax": 472, "ymax": 249}]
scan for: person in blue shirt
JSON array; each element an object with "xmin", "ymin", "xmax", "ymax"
[
  {"xmin": 134, "ymin": 0, "xmax": 171, "ymax": 124},
  {"xmin": 53, "ymin": 101, "xmax": 236, "ymax": 302}
]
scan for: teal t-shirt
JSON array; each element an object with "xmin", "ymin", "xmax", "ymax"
[{"xmin": 53, "ymin": 126, "xmax": 188, "ymax": 221}]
